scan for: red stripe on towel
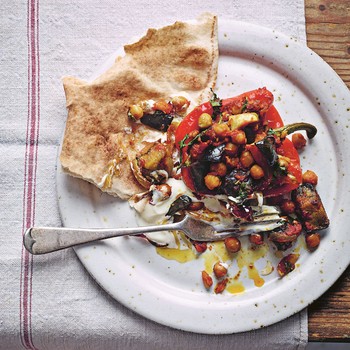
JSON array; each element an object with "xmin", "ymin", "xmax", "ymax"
[{"xmin": 20, "ymin": 0, "xmax": 40, "ymax": 348}]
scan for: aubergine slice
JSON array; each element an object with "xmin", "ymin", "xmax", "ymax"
[
  {"xmin": 188, "ymin": 161, "xmax": 210, "ymax": 194},
  {"xmin": 166, "ymin": 195, "xmax": 192, "ymax": 217},
  {"xmin": 291, "ymin": 183, "xmax": 330, "ymax": 232},
  {"xmin": 255, "ymin": 136, "xmax": 278, "ymax": 167},
  {"xmin": 201, "ymin": 144, "xmax": 225, "ymax": 162},
  {"xmin": 140, "ymin": 110, "xmax": 174, "ymax": 131}
]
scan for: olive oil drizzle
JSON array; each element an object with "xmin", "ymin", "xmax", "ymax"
[
  {"xmin": 156, "ymin": 231, "xmax": 196, "ymax": 263},
  {"xmin": 100, "ymin": 149, "xmax": 126, "ymax": 190},
  {"xmin": 155, "ymin": 232, "xmax": 270, "ymax": 291}
]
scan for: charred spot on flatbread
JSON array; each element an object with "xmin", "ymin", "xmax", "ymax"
[{"xmin": 60, "ymin": 13, "xmax": 218, "ymax": 199}]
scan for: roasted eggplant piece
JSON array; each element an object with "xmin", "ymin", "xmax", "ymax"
[
  {"xmin": 166, "ymin": 195, "xmax": 192, "ymax": 217},
  {"xmin": 223, "ymin": 169, "xmax": 252, "ymax": 198},
  {"xmin": 140, "ymin": 110, "xmax": 174, "ymax": 131},
  {"xmin": 132, "ymin": 141, "xmax": 173, "ymax": 188},
  {"xmin": 201, "ymin": 144, "xmax": 225, "ymax": 162},
  {"xmin": 255, "ymin": 136, "xmax": 278, "ymax": 167},
  {"xmin": 188, "ymin": 161, "xmax": 211, "ymax": 194},
  {"xmin": 291, "ymin": 183, "xmax": 330, "ymax": 232}
]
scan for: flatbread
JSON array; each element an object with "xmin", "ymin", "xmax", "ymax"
[{"xmin": 60, "ymin": 13, "xmax": 218, "ymax": 199}]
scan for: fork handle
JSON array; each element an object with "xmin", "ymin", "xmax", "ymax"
[{"xmin": 23, "ymin": 222, "xmax": 181, "ymax": 255}]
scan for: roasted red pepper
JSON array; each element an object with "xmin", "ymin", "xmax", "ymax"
[
  {"xmin": 255, "ymin": 105, "xmax": 302, "ymax": 196},
  {"xmin": 221, "ymin": 87, "xmax": 274, "ymax": 115},
  {"xmin": 174, "ymin": 87, "xmax": 274, "ymax": 145},
  {"xmin": 174, "ymin": 102, "xmax": 213, "ymax": 146},
  {"xmin": 175, "ymin": 89, "xmax": 302, "ymax": 196},
  {"xmin": 265, "ymin": 138, "xmax": 302, "ymax": 196},
  {"xmin": 261, "ymin": 104, "xmax": 283, "ymax": 128}
]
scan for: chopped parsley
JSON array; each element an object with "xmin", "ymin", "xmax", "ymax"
[
  {"xmin": 241, "ymin": 97, "xmax": 249, "ymax": 112},
  {"xmin": 179, "ymin": 130, "xmax": 207, "ymax": 151},
  {"xmin": 210, "ymin": 89, "xmax": 222, "ymax": 118},
  {"xmin": 177, "ymin": 131, "xmax": 207, "ymax": 169},
  {"xmin": 237, "ymin": 182, "xmax": 249, "ymax": 201}
]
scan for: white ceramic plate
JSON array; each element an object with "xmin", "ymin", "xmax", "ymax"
[{"xmin": 57, "ymin": 20, "xmax": 350, "ymax": 334}]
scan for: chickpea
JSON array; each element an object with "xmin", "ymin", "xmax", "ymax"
[
  {"xmin": 250, "ymin": 164, "xmax": 264, "ymax": 180},
  {"xmin": 305, "ymin": 233, "xmax": 320, "ymax": 251},
  {"xmin": 240, "ymin": 150, "xmax": 254, "ymax": 168},
  {"xmin": 224, "ymin": 142, "xmax": 239, "ymax": 156},
  {"xmin": 198, "ymin": 112, "xmax": 213, "ymax": 129},
  {"xmin": 213, "ymin": 262, "xmax": 228, "ymax": 279},
  {"xmin": 187, "ymin": 202, "xmax": 204, "ymax": 211},
  {"xmin": 249, "ymin": 234, "xmax": 264, "ymax": 245},
  {"xmin": 171, "ymin": 96, "xmax": 189, "ymax": 112},
  {"xmin": 225, "ymin": 156, "xmax": 239, "ymax": 169},
  {"xmin": 292, "ymin": 133, "xmax": 307, "ymax": 150},
  {"xmin": 231, "ymin": 130, "xmax": 247, "ymax": 145},
  {"xmin": 302, "ymin": 170, "xmax": 318, "ymax": 186},
  {"xmin": 153, "ymin": 99, "xmax": 172, "ymax": 114},
  {"xmin": 210, "ymin": 162, "xmax": 227, "ymax": 176},
  {"xmin": 128, "ymin": 104, "xmax": 144, "ymax": 120},
  {"xmin": 224, "ymin": 237, "xmax": 241, "ymax": 253},
  {"xmin": 212, "ymin": 123, "xmax": 230, "ymax": 137},
  {"xmin": 204, "ymin": 174, "xmax": 222, "ymax": 190},
  {"xmin": 280, "ymin": 199, "xmax": 295, "ymax": 214}
]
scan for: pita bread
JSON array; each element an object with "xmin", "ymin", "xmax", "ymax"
[{"xmin": 60, "ymin": 13, "xmax": 218, "ymax": 199}]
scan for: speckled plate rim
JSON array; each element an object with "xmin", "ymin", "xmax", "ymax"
[{"xmin": 57, "ymin": 19, "xmax": 350, "ymax": 334}]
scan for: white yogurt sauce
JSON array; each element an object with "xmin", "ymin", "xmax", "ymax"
[{"xmin": 130, "ymin": 178, "xmax": 195, "ymax": 247}]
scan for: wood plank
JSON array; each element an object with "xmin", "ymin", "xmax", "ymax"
[
  {"xmin": 305, "ymin": 0, "xmax": 350, "ymax": 89},
  {"xmin": 308, "ymin": 266, "xmax": 350, "ymax": 341},
  {"xmin": 305, "ymin": 0, "xmax": 350, "ymax": 342}
]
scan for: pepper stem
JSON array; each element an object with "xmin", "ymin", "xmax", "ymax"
[{"xmin": 270, "ymin": 122, "xmax": 317, "ymax": 139}]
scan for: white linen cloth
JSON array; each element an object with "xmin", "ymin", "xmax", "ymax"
[{"xmin": 0, "ymin": 0, "xmax": 308, "ymax": 349}]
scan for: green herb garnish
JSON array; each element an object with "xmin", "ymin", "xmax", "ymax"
[
  {"xmin": 210, "ymin": 88, "xmax": 222, "ymax": 118},
  {"xmin": 179, "ymin": 130, "xmax": 207, "ymax": 151},
  {"xmin": 179, "ymin": 134, "xmax": 190, "ymax": 150},
  {"xmin": 241, "ymin": 97, "xmax": 249, "ymax": 112},
  {"xmin": 237, "ymin": 182, "xmax": 249, "ymax": 201},
  {"xmin": 177, "ymin": 131, "xmax": 207, "ymax": 169}
]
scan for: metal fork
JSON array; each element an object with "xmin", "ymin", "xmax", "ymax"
[{"xmin": 23, "ymin": 215, "xmax": 284, "ymax": 255}]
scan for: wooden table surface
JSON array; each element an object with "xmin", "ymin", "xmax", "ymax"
[{"xmin": 305, "ymin": 0, "xmax": 350, "ymax": 342}]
